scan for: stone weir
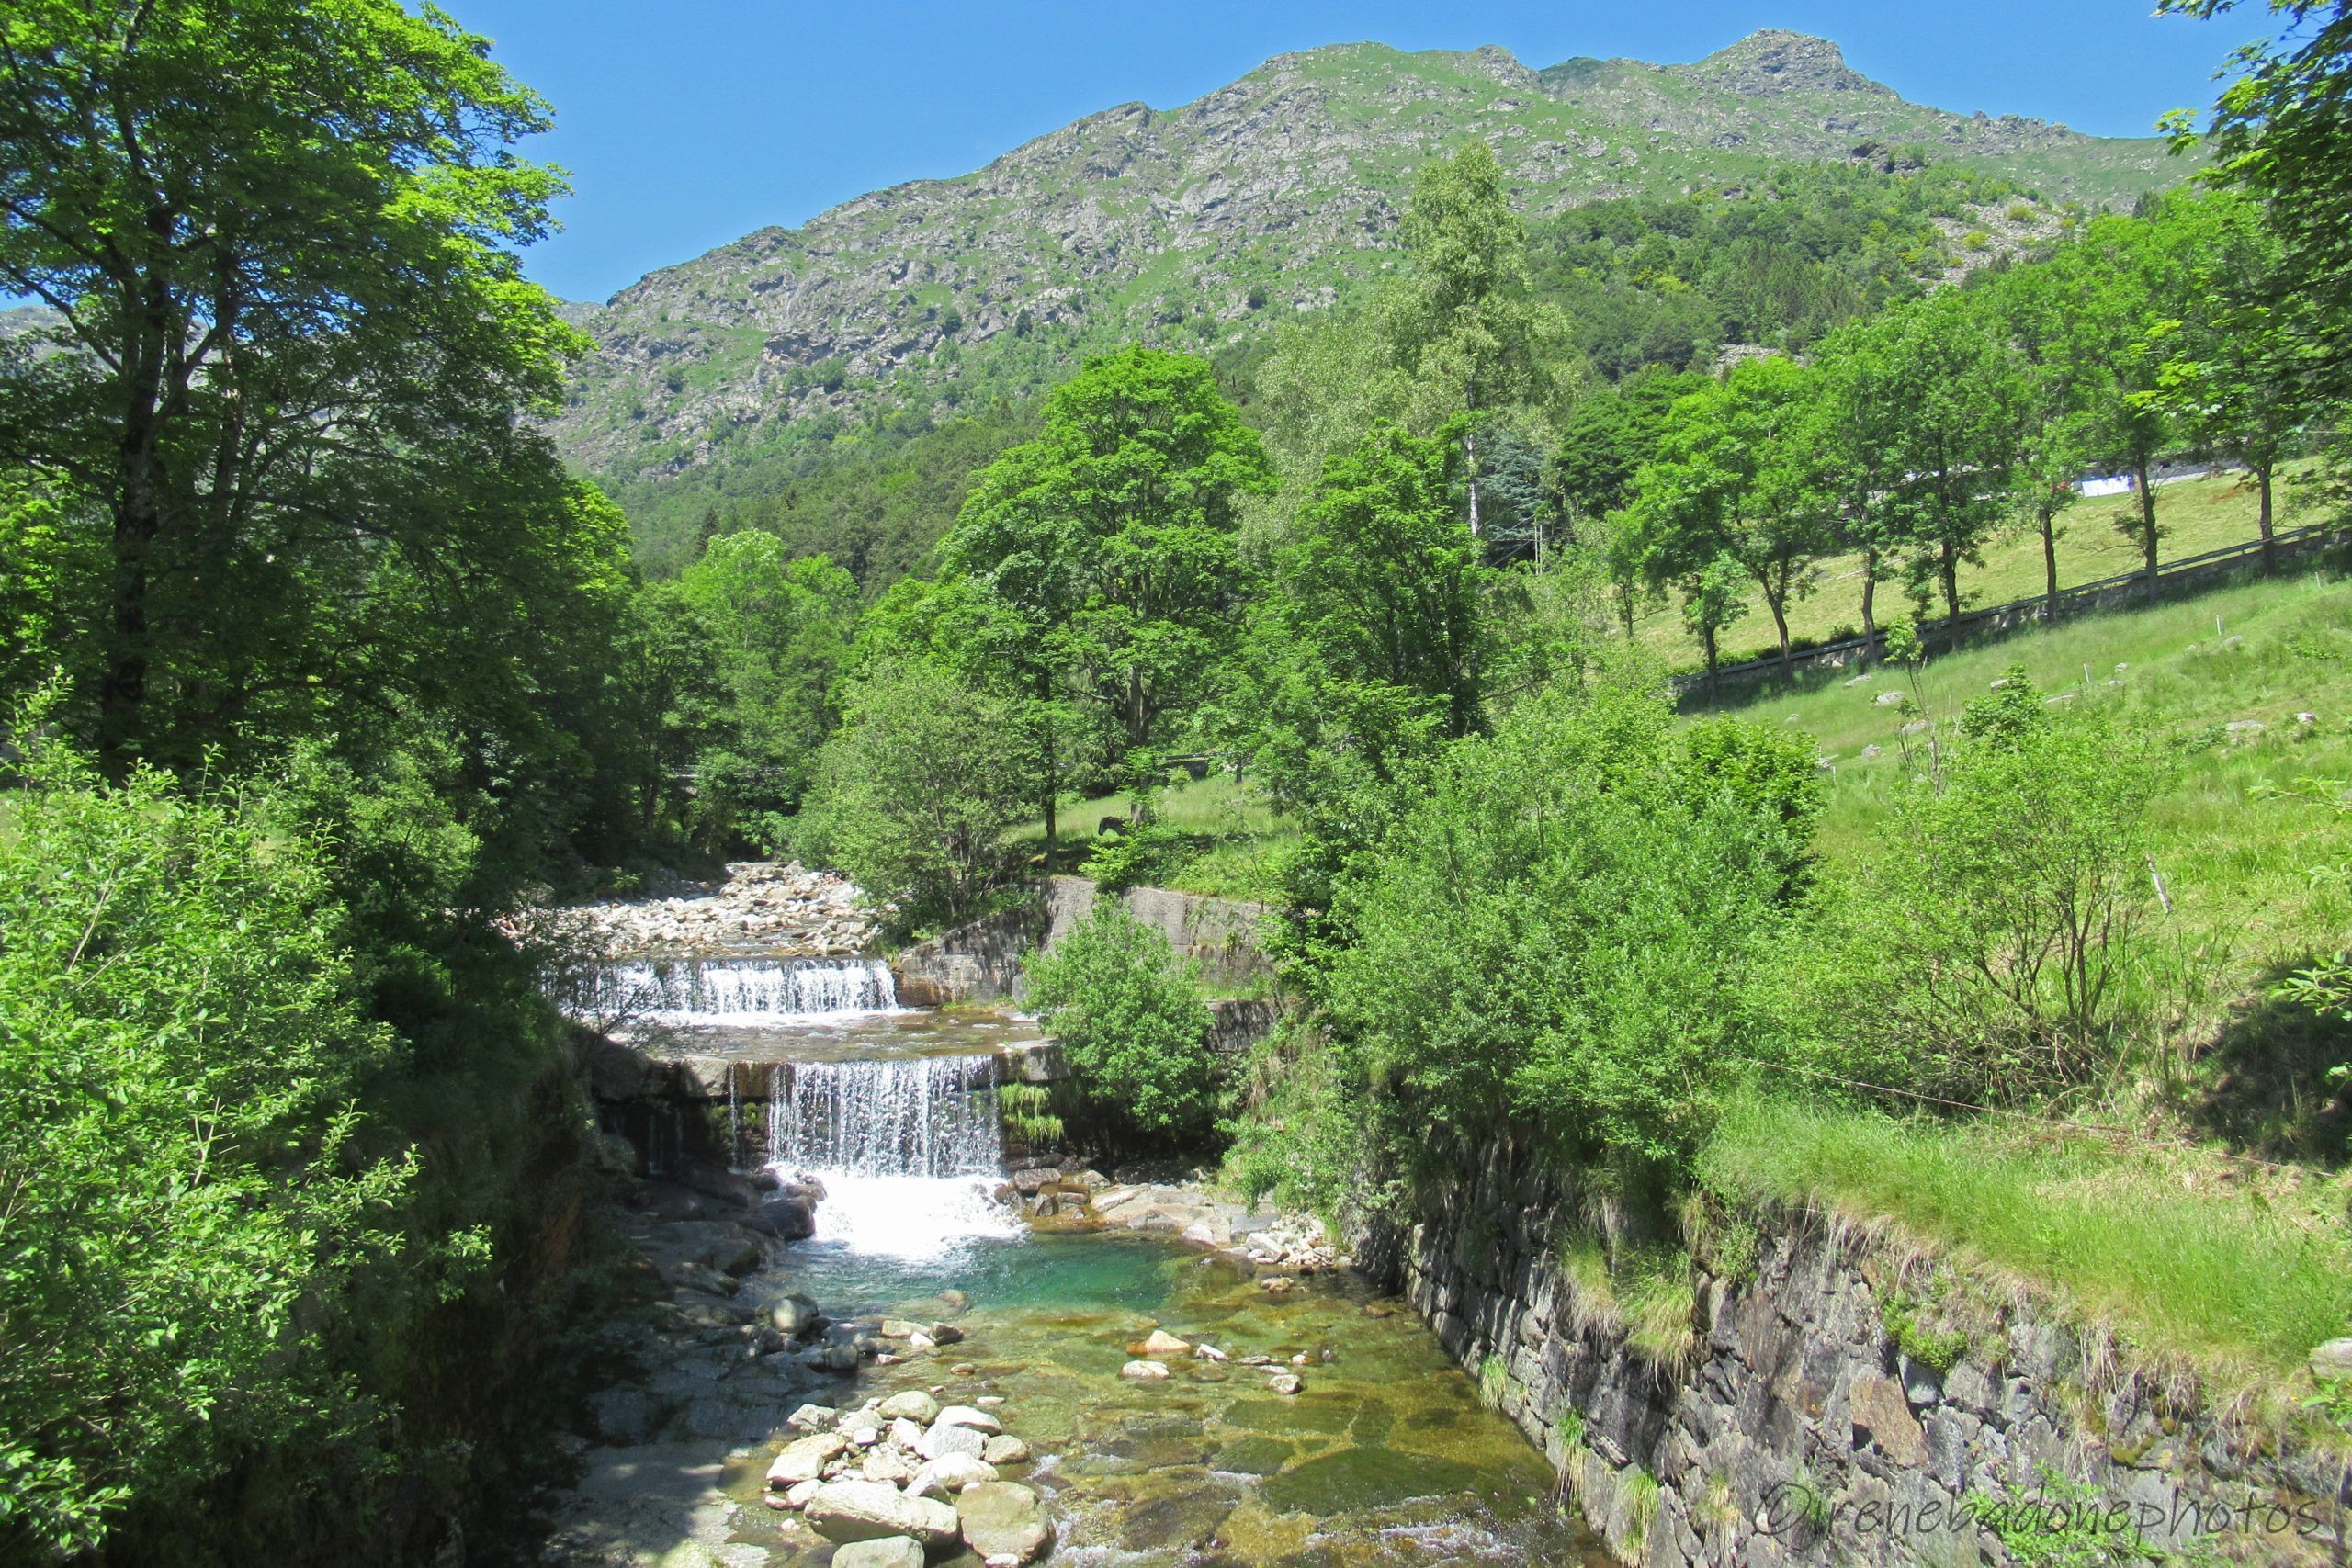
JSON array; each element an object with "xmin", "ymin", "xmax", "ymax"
[
  {"xmin": 1358, "ymin": 1134, "xmax": 2346, "ymax": 1567},
  {"xmin": 585, "ymin": 1038, "xmax": 1035, "ymax": 1176}
]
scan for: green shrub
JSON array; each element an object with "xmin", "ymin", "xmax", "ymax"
[
  {"xmin": 1477, "ymin": 1352, "xmax": 1510, "ymax": 1409},
  {"xmin": 1317, "ymin": 676, "xmax": 1818, "ymax": 1172},
  {"xmin": 1967, "ymin": 1468, "xmax": 2157, "ymax": 1566},
  {"xmin": 0, "ymin": 744, "xmax": 409, "ymax": 1556},
  {"xmin": 1223, "ymin": 1022, "xmax": 1379, "ymax": 1222},
  {"xmin": 997, "ymin": 1082, "xmax": 1068, "ymax": 1147},
  {"xmin": 1624, "ymin": 1466, "xmax": 1661, "ymax": 1551},
  {"xmin": 1023, "ymin": 904, "xmax": 1220, "ymax": 1141},
  {"xmin": 1779, "ymin": 676, "xmax": 2165, "ymax": 1100},
  {"xmin": 1080, "ymin": 819, "xmax": 1193, "ymax": 891}
]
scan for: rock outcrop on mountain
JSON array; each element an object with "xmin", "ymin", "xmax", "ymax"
[{"xmin": 549, "ymin": 32, "xmax": 2179, "ymax": 492}]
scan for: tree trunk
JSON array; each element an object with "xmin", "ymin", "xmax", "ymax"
[
  {"xmin": 1939, "ymin": 540, "xmax": 1961, "ymax": 629},
  {"xmin": 1759, "ymin": 572, "xmax": 1792, "ymax": 675},
  {"xmin": 99, "ymin": 264, "xmax": 181, "ymax": 779},
  {"xmin": 1464, "ymin": 425, "xmax": 1480, "ymax": 539},
  {"xmin": 1036, "ymin": 672, "xmax": 1057, "ymax": 874},
  {"xmin": 2041, "ymin": 502, "xmax": 2060, "ymax": 622},
  {"xmin": 2133, "ymin": 455, "xmax": 2159, "ymax": 589},
  {"xmin": 1617, "ymin": 581, "xmax": 1635, "ymax": 640},
  {"xmin": 2256, "ymin": 464, "xmax": 2276, "ymax": 575},
  {"xmin": 1860, "ymin": 548, "xmax": 1879, "ymax": 648},
  {"xmin": 1703, "ymin": 624, "xmax": 1721, "ymax": 701}
]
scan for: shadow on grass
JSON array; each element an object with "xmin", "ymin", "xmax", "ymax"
[{"xmin": 2180, "ymin": 957, "xmax": 2352, "ymax": 1168}]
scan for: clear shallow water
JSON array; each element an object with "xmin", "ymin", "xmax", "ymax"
[
  {"xmin": 599, "ymin": 983, "xmax": 1605, "ymax": 1564},
  {"xmin": 738, "ymin": 1228, "xmax": 1611, "ymax": 1566}
]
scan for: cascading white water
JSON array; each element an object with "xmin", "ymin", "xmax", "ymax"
[
  {"xmin": 578, "ymin": 956, "xmax": 900, "ymax": 1027},
  {"xmin": 767, "ymin": 1055, "xmax": 1017, "ymax": 1258}
]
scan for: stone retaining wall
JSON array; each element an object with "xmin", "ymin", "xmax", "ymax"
[
  {"xmin": 893, "ymin": 875, "xmax": 1273, "ymax": 1006},
  {"xmin": 1361, "ymin": 1134, "xmax": 2344, "ymax": 1566}
]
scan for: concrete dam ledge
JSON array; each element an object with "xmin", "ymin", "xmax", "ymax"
[{"xmin": 582, "ymin": 1032, "xmax": 1069, "ymax": 1103}]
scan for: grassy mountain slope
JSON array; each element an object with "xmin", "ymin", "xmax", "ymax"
[{"xmin": 557, "ymin": 30, "xmax": 2185, "ymax": 570}]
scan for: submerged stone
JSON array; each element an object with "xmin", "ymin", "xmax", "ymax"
[
  {"xmin": 1207, "ymin": 1436, "xmax": 1294, "ymax": 1475},
  {"xmin": 1259, "ymin": 1447, "xmax": 1483, "ymax": 1516},
  {"xmin": 1117, "ymin": 1490, "xmax": 1238, "ymax": 1551},
  {"xmin": 877, "ymin": 1390, "xmax": 940, "ymax": 1425},
  {"xmin": 1221, "ymin": 1396, "xmax": 1352, "ymax": 1436}
]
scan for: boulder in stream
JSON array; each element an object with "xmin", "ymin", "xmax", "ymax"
[
  {"xmin": 804, "ymin": 1480, "xmax": 961, "ymax": 1548},
  {"xmin": 917, "ymin": 1420, "xmax": 987, "ymax": 1461},
  {"xmin": 878, "ymin": 1390, "xmax": 941, "ymax": 1424},
  {"xmin": 744, "ymin": 1195, "xmax": 815, "ymax": 1240},
  {"xmin": 933, "ymin": 1404, "xmax": 1002, "ymax": 1434},
  {"xmin": 861, "ymin": 1445, "xmax": 917, "ymax": 1484},
  {"xmin": 956, "ymin": 1481, "xmax": 1054, "ymax": 1565},
  {"xmin": 830, "ymin": 1539, "xmax": 925, "ymax": 1568},
  {"xmin": 765, "ymin": 1430, "xmax": 848, "ymax": 1488},
  {"xmin": 771, "ymin": 1296, "xmax": 823, "ymax": 1338},
  {"xmin": 908, "ymin": 1452, "xmax": 997, "ymax": 1496}
]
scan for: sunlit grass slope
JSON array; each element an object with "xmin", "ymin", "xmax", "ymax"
[{"xmin": 1630, "ymin": 460, "xmax": 2327, "ymax": 672}]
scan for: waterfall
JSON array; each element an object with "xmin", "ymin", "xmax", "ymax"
[
  {"xmin": 765, "ymin": 1055, "xmax": 1015, "ymax": 1258},
  {"xmin": 576, "ymin": 956, "xmax": 899, "ymax": 1027},
  {"xmin": 768, "ymin": 1055, "xmax": 1002, "ymax": 1177}
]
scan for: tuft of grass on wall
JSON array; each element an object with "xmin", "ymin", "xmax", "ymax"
[{"xmin": 1621, "ymin": 1246, "xmax": 1701, "ymax": 1380}]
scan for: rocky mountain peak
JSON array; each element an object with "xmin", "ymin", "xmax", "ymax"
[
  {"xmin": 1676, "ymin": 28, "xmax": 1892, "ymax": 98},
  {"xmin": 548, "ymin": 33, "xmax": 2177, "ymax": 502}
]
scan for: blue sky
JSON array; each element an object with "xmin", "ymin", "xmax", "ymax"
[{"xmin": 457, "ymin": 1, "xmax": 2260, "ymax": 305}]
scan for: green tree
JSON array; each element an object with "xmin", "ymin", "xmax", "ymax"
[
  {"xmin": 2160, "ymin": 0, "xmax": 2352, "ymax": 399},
  {"xmin": 0, "ymin": 0, "xmax": 583, "ymax": 775},
  {"xmin": 1554, "ymin": 369, "xmax": 1711, "ymax": 535},
  {"xmin": 2143, "ymin": 191, "xmax": 2316, "ymax": 570},
  {"xmin": 1243, "ymin": 425, "xmax": 1488, "ymax": 807},
  {"xmin": 1023, "ymin": 903, "xmax": 1219, "ymax": 1142},
  {"xmin": 1386, "ymin": 142, "xmax": 1560, "ymax": 536},
  {"xmin": 1976, "ymin": 257, "xmax": 2098, "ymax": 618},
  {"xmin": 1317, "ymin": 676, "xmax": 1817, "ymax": 1173},
  {"xmin": 849, "ymin": 570, "xmax": 1097, "ymax": 871},
  {"xmin": 1630, "ymin": 355, "xmax": 1838, "ymax": 673},
  {"xmin": 616, "ymin": 581, "xmax": 726, "ymax": 838},
  {"xmin": 797, "ymin": 659, "xmax": 1041, "ymax": 929},
  {"xmin": 942, "ymin": 345, "xmax": 1274, "ymax": 824},
  {"xmin": 1817, "ymin": 291, "xmax": 2019, "ymax": 626},
  {"xmin": 669, "ymin": 532, "xmax": 858, "ymax": 848},
  {"xmin": 2066, "ymin": 213, "xmax": 2185, "ymax": 587}
]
